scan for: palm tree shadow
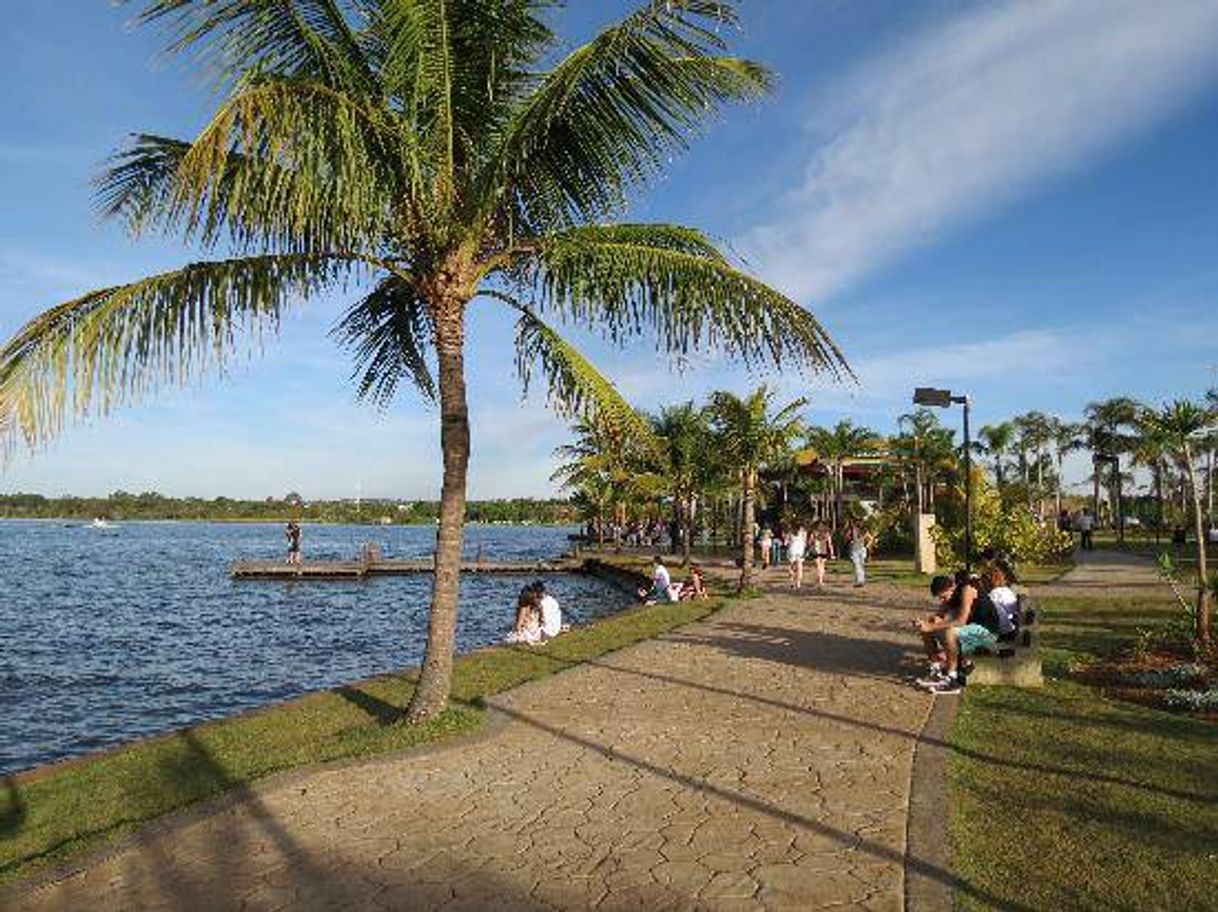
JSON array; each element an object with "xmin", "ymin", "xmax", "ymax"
[
  {"xmin": 663, "ymin": 619, "xmax": 913, "ymax": 682},
  {"xmin": 337, "ymin": 685, "xmax": 405, "ymax": 725},
  {"xmin": 1, "ymin": 776, "xmax": 26, "ymax": 839}
]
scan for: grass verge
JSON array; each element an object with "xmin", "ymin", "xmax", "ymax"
[
  {"xmin": 948, "ymin": 592, "xmax": 1218, "ymax": 911},
  {"xmin": 0, "ymin": 587, "xmax": 719, "ymax": 886},
  {"xmin": 862, "ymin": 558, "xmax": 1072, "ymax": 590}
]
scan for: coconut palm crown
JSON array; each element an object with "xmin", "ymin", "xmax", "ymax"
[
  {"xmin": 0, "ymin": 0, "xmax": 847, "ymax": 720},
  {"xmin": 708, "ymin": 387, "xmax": 806, "ymax": 591}
]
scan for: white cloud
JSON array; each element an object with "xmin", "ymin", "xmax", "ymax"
[{"xmin": 743, "ymin": 0, "xmax": 1218, "ymax": 301}]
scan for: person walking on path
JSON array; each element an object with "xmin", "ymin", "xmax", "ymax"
[
  {"xmin": 759, "ymin": 526, "xmax": 773, "ymax": 570},
  {"xmin": 846, "ymin": 522, "xmax": 874, "ymax": 586},
  {"xmin": 285, "ymin": 521, "xmax": 302, "ymax": 567},
  {"xmin": 787, "ymin": 524, "xmax": 808, "ymax": 589},
  {"xmin": 810, "ymin": 522, "xmax": 836, "ymax": 588},
  {"xmin": 1078, "ymin": 510, "xmax": 1095, "ymax": 551}
]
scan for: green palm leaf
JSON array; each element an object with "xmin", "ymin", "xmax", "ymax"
[
  {"xmin": 0, "ymin": 255, "xmax": 357, "ymax": 449},
  {"xmin": 485, "ymin": 1, "xmax": 771, "ymax": 231},
  {"xmin": 127, "ymin": 0, "xmax": 376, "ymax": 92},
  {"xmin": 331, "ymin": 275, "xmax": 436, "ymax": 406},
  {"xmin": 511, "ymin": 304, "xmax": 657, "ymax": 451},
  {"xmin": 507, "ymin": 224, "xmax": 849, "ymax": 378}
]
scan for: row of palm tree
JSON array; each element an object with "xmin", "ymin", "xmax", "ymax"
[
  {"xmin": 559, "ymin": 391, "xmax": 1217, "ymax": 642},
  {"xmin": 977, "ymin": 398, "xmax": 1218, "ymax": 532}
]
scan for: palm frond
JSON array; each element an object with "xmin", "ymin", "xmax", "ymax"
[
  {"xmin": 330, "ymin": 275, "xmax": 436, "ymax": 407},
  {"xmin": 507, "ymin": 224, "xmax": 849, "ymax": 379},
  {"xmin": 483, "ymin": 0, "xmax": 771, "ymax": 231},
  {"xmin": 0, "ymin": 255, "xmax": 357, "ymax": 452},
  {"xmin": 138, "ymin": 77, "xmax": 407, "ymax": 254},
  {"xmin": 126, "ymin": 0, "xmax": 377, "ymax": 93},
  {"xmin": 510, "ymin": 304, "xmax": 657, "ymax": 450}
]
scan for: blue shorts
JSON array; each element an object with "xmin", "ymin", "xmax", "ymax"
[{"xmin": 956, "ymin": 623, "xmax": 997, "ymax": 655}]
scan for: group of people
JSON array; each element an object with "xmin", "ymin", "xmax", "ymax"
[
  {"xmin": 758, "ymin": 522, "xmax": 876, "ymax": 589},
  {"xmin": 505, "ymin": 581, "xmax": 567, "ymax": 645},
  {"xmin": 638, "ymin": 556, "xmax": 709, "ymax": 604},
  {"xmin": 912, "ymin": 552, "xmax": 1021, "ymax": 694}
]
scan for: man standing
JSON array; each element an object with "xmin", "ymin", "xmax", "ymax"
[
  {"xmin": 285, "ymin": 521, "xmax": 302, "ymax": 567},
  {"xmin": 1078, "ymin": 510, "xmax": 1094, "ymax": 551}
]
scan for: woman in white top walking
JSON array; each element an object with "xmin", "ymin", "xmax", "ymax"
[{"xmin": 787, "ymin": 525, "xmax": 808, "ymax": 589}]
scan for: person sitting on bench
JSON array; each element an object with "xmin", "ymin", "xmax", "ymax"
[{"xmin": 915, "ymin": 569, "xmax": 999, "ymax": 694}]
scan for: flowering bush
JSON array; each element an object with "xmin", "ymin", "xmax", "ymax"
[
  {"xmin": 932, "ymin": 473, "xmax": 1074, "ymax": 566},
  {"xmin": 1114, "ymin": 663, "xmax": 1209, "ymax": 688},
  {"xmin": 1163, "ymin": 688, "xmax": 1218, "ymax": 712}
]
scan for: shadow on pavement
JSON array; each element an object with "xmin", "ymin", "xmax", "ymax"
[
  {"xmin": 665, "ymin": 619, "xmax": 912, "ymax": 682},
  {"xmin": 492, "ymin": 701, "xmax": 1034, "ymax": 912}
]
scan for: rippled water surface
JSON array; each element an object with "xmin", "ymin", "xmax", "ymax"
[{"xmin": 0, "ymin": 521, "xmax": 626, "ymax": 776}]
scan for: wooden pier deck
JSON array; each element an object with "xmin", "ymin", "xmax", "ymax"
[{"xmin": 230, "ymin": 558, "xmax": 581, "ymax": 580}]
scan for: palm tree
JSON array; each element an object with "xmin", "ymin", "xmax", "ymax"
[
  {"xmin": 0, "ymin": 2, "xmax": 847, "ymax": 721},
  {"xmin": 897, "ymin": 408, "xmax": 940, "ymax": 515},
  {"xmin": 805, "ymin": 419, "xmax": 880, "ymax": 529},
  {"xmin": 649, "ymin": 401, "xmax": 714, "ymax": 565},
  {"xmin": 1049, "ymin": 417, "xmax": 1083, "ymax": 519},
  {"xmin": 1083, "ymin": 397, "xmax": 1139, "ymax": 525},
  {"xmin": 552, "ymin": 415, "xmax": 658, "ymax": 546},
  {"xmin": 1011, "ymin": 411, "xmax": 1053, "ymax": 514},
  {"xmin": 1131, "ymin": 415, "xmax": 1171, "ymax": 538},
  {"xmin": 977, "ymin": 421, "xmax": 1016, "ymax": 490},
  {"xmin": 707, "ymin": 388, "xmax": 806, "ymax": 591},
  {"xmin": 1140, "ymin": 399, "xmax": 1215, "ymax": 644}
]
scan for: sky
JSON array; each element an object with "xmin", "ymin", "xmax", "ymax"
[{"xmin": 2, "ymin": 0, "xmax": 1217, "ymax": 500}]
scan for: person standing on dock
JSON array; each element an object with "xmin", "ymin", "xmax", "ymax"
[{"xmin": 285, "ymin": 521, "xmax": 302, "ymax": 567}]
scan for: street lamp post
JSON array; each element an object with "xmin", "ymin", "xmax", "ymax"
[{"xmin": 914, "ymin": 387, "xmax": 973, "ymax": 571}]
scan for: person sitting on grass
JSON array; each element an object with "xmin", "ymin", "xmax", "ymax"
[
  {"xmin": 677, "ymin": 565, "xmax": 709, "ymax": 601},
  {"xmin": 638, "ymin": 555, "xmax": 675, "ymax": 604},
  {"xmin": 533, "ymin": 580, "xmax": 568, "ymax": 639},
  {"xmin": 914, "ymin": 568, "xmax": 1000, "ymax": 694},
  {"xmin": 505, "ymin": 585, "xmax": 543, "ymax": 645}
]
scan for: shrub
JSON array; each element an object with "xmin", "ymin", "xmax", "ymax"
[
  {"xmin": 932, "ymin": 474, "xmax": 1074, "ymax": 566},
  {"xmin": 1162, "ymin": 688, "xmax": 1218, "ymax": 712}
]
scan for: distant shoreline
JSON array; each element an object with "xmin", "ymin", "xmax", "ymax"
[{"xmin": 0, "ymin": 516, "xmax": 574, "ymax": 527}]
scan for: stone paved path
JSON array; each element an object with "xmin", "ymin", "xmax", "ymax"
[
  {"xmin": 12, "ymin": 573, "xmax": 940, "ymax": 912},
  {"xmin": 1041, "ymin": 546, "xmax": 1175, "ymax": 598}
]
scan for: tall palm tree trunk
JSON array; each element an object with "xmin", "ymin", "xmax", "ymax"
[
  {"xmin": 407, "ymin": 306, "xmax": 471, "ymax": 722},
  {"xmin": 681, "ymin": 495, "xmax": 693, "ymax": 566},
  {"xmin": 1054, "ymin": 452, "xmax": 1063, "ymax": 518},
  {"xmin": 738, "ymin": 470, "xmax": 756, "ymax": 591},
  {"xmin": 1183, "ymin": 442, "xmax": 1212, "ymax": 645}
]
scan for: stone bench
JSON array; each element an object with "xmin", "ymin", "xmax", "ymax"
[{"xmin": 966, "ymin": 594, "xmax": 1044, "ymax": 687}]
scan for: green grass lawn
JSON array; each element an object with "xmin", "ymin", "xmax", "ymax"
[
  {"xmin": 861, "ymin": 557, "xmax": 1072, "ymax": 590},
  {"xmin": 949, "ymin": 592, "xmax": 1218, "ymax": 911},
  {"xmin": 0, "ymin": 587, "xmax": 718, "ymax": 886}
]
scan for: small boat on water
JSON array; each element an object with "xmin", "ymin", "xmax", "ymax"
[{"xmin": 91, "ymin": 518, "xmax": 116, "ymax": 530}]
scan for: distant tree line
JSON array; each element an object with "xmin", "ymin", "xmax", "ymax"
[{"xmin": 0, "ymin": 491, "xmax": 577, "ymax": 525}]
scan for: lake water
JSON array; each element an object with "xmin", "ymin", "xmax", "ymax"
[{"xmin": 0, "ymin": 521, "xmax": 628, "ymax": 777}]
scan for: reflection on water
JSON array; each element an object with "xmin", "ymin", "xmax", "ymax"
[{"xmin": 0, "ymin": 521, "xmax": 625, "ymax": 776}]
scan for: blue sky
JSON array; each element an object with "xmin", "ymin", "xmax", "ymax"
[{"xmin": 2, "ymin": 0, "xmax": 1217, "ymax": 500}]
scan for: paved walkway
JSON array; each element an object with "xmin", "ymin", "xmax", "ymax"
[
  {"xmin": 1042, "ymin": 546, "xmax": 1175, "ymax": 597},
  {"xmin": 13, "ymin": 573, "xmax": 941, "ymax": 912}
]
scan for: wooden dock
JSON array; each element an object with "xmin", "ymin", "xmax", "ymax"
[{"xmin": 230, "ymin": 558, "xmax": 581, "ymax": 580}]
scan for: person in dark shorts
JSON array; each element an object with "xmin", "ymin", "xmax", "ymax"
[{"xmin": 285, "ymin": 521, "xmax": 302, "ymax": 566}]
